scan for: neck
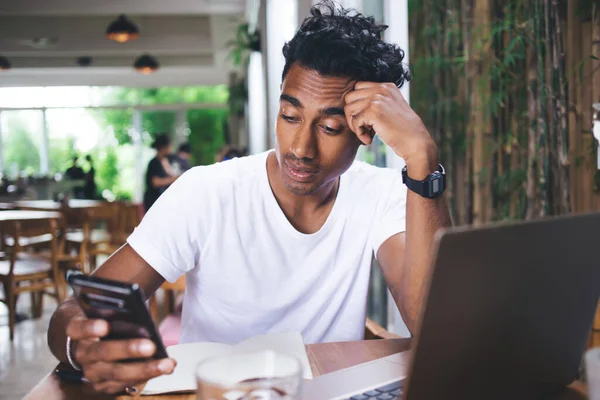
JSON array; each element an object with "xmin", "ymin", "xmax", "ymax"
[{"xmin": 266, "ymin": 152, "xmax": 338, "ymax": 215}]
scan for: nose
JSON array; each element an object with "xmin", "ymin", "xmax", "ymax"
[{"xmin": 289, "ymin": 123, "xmax": 317, "ymax": 161}]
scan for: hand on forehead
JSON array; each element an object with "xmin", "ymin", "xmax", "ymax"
[{"xmin": 281, "ymin": 64, "xmax": 356, "ymax": 110}]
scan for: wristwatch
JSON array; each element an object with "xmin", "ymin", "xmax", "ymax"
[{"xmin": 401, "ymin": 164, "xmax": 446, "ymax": 199}]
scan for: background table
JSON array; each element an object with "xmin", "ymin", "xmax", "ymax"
[
  {"xmin": 0, "ymin": 210, "xmax": 62, "ymax": 223},
  {"xmin": 15, "ymin": 200, "xmax": 104, "ymax": 211}
]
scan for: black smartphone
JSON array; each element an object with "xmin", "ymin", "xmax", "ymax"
[{"xmin": 68, "ymin": 274, "xmax": 169, "ymax": 360}]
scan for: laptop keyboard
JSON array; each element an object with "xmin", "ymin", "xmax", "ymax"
[{"xmin": 347, "ymin": 380, "xmax": 403, "ymax": 399}]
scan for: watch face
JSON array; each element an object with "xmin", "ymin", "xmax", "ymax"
[
  {"xmin": 432, "ymin": 177, "xmax": 441, "ymax": 194},
  {"xmin": 429, "ymin": 172, "xmax": 443, "ymax": 195}
]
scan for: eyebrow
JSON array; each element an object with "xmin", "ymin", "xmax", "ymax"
[{"xmin": 280, "ymin": 93, "xmax": 346, "ymax": 117}]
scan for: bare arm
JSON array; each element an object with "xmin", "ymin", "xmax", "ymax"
[
  {"xmin": 48, "ymin": 244, "xmax": 165, "ymax": 364},
  {"xmin": 151, "ymin": 175, "xmax": 177, "ymax": 189},
  {"xmin": 377, "ymin": 153, "xmax": 452, "ymax": 335},
  {"xmin": 343, "ymin": 82, "xmax": 452, "ymax": 336}
]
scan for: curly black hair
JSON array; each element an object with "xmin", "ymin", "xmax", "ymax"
[{"xmin": 282, "ymin": 1, "xmax": 411, "ymax": 88}]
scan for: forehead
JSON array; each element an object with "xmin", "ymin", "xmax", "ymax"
[{"xmin": 281, "ymin": 64, "xmax": 354, "ymax": 106}]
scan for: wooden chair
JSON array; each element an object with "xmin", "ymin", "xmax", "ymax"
[
  {"xmin": 149, "ymin": 275, "xmax": 186, "ymax": 324},
  {"xmin": 52, "ymin": 208, "xmax": 92, "ymax": 275},
  {"xmin": 114, "ymin": 202, "xmax": 142, "ymax": 243},
  {"xmin": 2, "ymin": 208, "xmax": 55, "ymax": 253},
  {"xmin": 0, "ymin": 218, "xmax": 64, "ymax": 340},
  {"xmin": 65, "ymin": 202, "xmax": 118, "ymax": 272},
  {"xmin": 148, "ymin": 275, "xmax": 401, "ymax": 341},
  {"xmin": 365, "ymin": 317, "xmax": 402, "ymax": 340},
  {"xmin": 69, "ymin": 202, "xmax": 141, "ymax": 271}
]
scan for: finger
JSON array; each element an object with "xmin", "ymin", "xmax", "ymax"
[
  {"xmin": 349, "ymin": 110, "xmax": 376, "ymax": 145},
  {"xmin": 344, "ymin": 86, "xmax": 379, "ymax": 105},
  {"xmin": 85, "ymin": 358, "xmax": 176, "ymax": 384},
  {"xmin": 76, "ymin": 338, "xmax": 156, "ymax": 364},
  {"xmin": 344, "ymin": 97, "xmax": 368, "ymax": 133},
  {"xmin": 66, "ymin": 318, "xmax": 110, "ymax": 340},
  {"xmin": 344, "ymin": 97, "xmax": 371, "ymax": 134},
  {"xmin": 89, "ymin": 380, "xmax": 127, "ymax": 395},
  {"xmin": 347, "ymin": 82, "xmax": 404, "ymax": 105},
  {"xmin": 90, "ymin": 379, "xmax": 147, "ymax": 395},
  {"xmin": 354, "ymin": 81, "xmax": 401, "ymax": 92},
  {"xmin": 354, "ymin": 81, "xmax": 384, "ymax": 91}
]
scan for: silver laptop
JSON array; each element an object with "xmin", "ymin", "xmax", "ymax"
[{"xmin": 303, "ymin": 213, "xmax": 600, "ymax": 399}]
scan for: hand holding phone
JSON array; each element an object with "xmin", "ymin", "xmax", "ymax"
[{"xmin": 66, "ymin": 274, "xmax": 176, "ymax": 395}]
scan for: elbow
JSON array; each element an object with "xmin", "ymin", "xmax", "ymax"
[
  {"xmin": 47, "ymin": 298, "xmax": 78, "ymax": 362},
  {"xmin": 47, "ymin": 304, "xmax": 62, "ymax": 359}
]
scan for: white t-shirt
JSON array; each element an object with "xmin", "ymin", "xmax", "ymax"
[{"xmin": 128, "ymin": 151, "xmax": 407, "ymax": 345}]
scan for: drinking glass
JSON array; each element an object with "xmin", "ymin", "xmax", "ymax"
[{"xmin": 196, "ymin": 350, "xmax": 302, "ymax": 400}]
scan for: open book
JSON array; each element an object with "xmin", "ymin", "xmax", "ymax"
[{"xmin": 141, "ymin": 332, "xmax": 313, "ymax": 395}]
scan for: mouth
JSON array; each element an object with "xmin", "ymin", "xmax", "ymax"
[{"xmin": 284, "ymin": 160, "xmax": 319, "ymax": 183}]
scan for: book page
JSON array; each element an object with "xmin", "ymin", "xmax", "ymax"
[
  {"xmin": 142, "ymin": 342, "xmax": 232, "ymax": 395},
  {"xmin": 233, "ymin": 332, "xmax": 313, "ymax": 379}
]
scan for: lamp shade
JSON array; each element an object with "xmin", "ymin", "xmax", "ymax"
[
  {"xmin": 134, "ymin": 54, "xmax": 159, "ymax": 74},
  {"xmin": 106, "ymin": 15, "xmax": 139, "ymax": 43},
  {"xmin": 0, "ymin": 55, "xmax": 11, "ymax": 71}
]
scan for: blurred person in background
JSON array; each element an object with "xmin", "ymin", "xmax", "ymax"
[
  {"xmin": 64, "ymin": 155, "xmax": 85, "ymax": 198},
  {"xmin": 169, "ymin": 142, "xmax": 192, "ymax": 175},
  {"xmin": 217, "ymin": 145, "xmax": 245, "ymax": 162},
  {"xmin": 143, "ymin": 134, "xmax": 178, "ymax": 212},
  {"xmin": 83, "ymin": 155, "xmax": 97, "ymax": 200}
]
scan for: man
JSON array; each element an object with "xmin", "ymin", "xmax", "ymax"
[
  {"xmin": 64, "ymin": 156, "xmax": 85, "ymax": 198},
  {"xmin": 47, "ymin": 2, "xmax": 451, "ymax": 394},
  {"xmin": 217, "ymin": 145, "xmax": 245, "ymax": 162},
  {"xmin": 169, "ymin": 142, "xmax": 192, "ymax": 174},
  {"xmin": 83, "ymin": 155, "xmax": 97, "ymax": 200},
  {"xmin": 143, "ymin": 134, "xmax": 178, "ymax": 212}
]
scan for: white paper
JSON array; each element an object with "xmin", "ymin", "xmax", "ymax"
[
  {"xmin": 233, "ymin": 332, "xmax": 313, "ymax": 380},
  {"xmin": 141, "ymin": 332, "xmax": 311, "ymax": 396}
]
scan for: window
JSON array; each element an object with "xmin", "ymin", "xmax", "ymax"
[{"xmin": 0, "ymin": 110, "xmax": 44, "ymax": 177}]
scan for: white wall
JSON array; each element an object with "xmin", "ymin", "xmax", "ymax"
[
  {"xmin": 265, "ymin": 0, "xmax": 297, "ymax": 148},
  {"xmin": 384, "ymin": 0, "xmax": 411, "ymax": 338},
  {"xmin": 247, "ymin": 51, "xmax": 268, "ymax": 154}
]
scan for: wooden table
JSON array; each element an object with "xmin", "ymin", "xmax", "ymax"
[
  {"xmin": 23, "ymin": 339, "xmax": 588, "ymax": 400},
  {"xmin": 24, "ymin": 339, "xmax": 410, "ymax": 400},
  {"xmin": 15, "ymin": 200, "xmax": 104, "ymax": 211}
]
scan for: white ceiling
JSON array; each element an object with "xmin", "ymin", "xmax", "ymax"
[{"xmin": 0, "ymin": 0, "xmax": 246, "ymax": 87}]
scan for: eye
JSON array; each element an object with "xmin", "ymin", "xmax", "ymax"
[
  {"xmin": 280, "ymin": 114, "xmax": 299, "ymax": 123},
  {"xmin": 320, "ymin": 124, "xmax": 343, "ymax": 135}
]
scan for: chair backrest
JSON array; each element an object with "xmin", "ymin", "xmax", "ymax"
[
  {"xmin": 59, "ymin": 205, "xmax": 88, "ymax": 230},
  {"xmin": 11, "ymin": 218, "xmax": 58, "ymax": 239},
  {"xmin": 5, "ymin": 218, "xmax": 58, "ymax": 276},
  {"xmin": 162, "ymin": 275, "xmax": 186, "ymax": 292},
  {"xmin": 149, "ymin": 275, "xmax": 186, "ymax": 323},
  {"xmin": 118, "ymin": 202, "xmax": 142, "ymax": 237},
  {"xmin": 84, "ymin": 202, "xmax": 119, "ymax": 232}
]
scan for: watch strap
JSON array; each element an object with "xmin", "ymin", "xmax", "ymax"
[{"xmin": 402, "ymin": 164, "xmax": 446, "ymax": 198}]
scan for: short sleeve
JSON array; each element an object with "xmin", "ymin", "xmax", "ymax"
[
  {"xmin": 371, "ymin": 172, "xmax": 407, "ymax": 258},
  {"xmin": 128, "ymin": 169, "xmax": 204, "ymax": 283},
  {"xmin": 147, "ymin": 159, "xmax": 164, "ymax": 178}
]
